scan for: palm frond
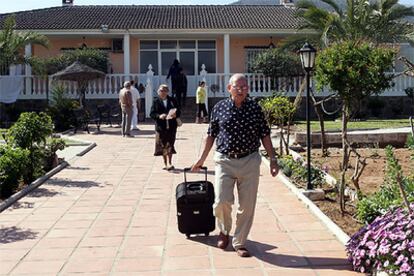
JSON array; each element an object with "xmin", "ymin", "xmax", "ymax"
[
  {"xmin": 319, "ymin": 0, "xmax": 343, "ymax": 16},
  {"xmin": 280, "ymin": 34, "xmax": 324, "ymax": 51},
  {"xmin": 296, "ymin": 0, "xmax": 317, "ymax": 10}
]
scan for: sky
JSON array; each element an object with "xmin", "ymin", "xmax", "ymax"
[
  {"xmin": 0, "ymin": 0, "xmax": 412, "ymax": 13},
  {"xmin": 0, "ymin": 0, "xmax": 233, "ymax": 13}
]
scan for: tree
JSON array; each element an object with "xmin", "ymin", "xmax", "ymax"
[
  {"xmin": 253, "ymin": 48, "xmax": 332, "ymax": 155},
  {"xmin": 293, "ymin": 0, "xmax": 414, "ymax": 48},
  {"xmin": 0, "ymin": 15, "xmax": 48, "ymax": 75},
  {"xmin": 315, "ymin": 41, "xmax": 396, "ymax": 212},
  {"xmin": 252, "ymin": 49, "xmax": 303, "ymax": 79},
  {"xmin": 259, "ymin": 95, "xmax": 296, "ymax": 156},
  {"xmin": 29, "ymin": 48, "xmax": 109, "ymax": 76}
]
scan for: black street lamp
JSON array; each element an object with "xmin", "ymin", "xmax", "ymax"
[{"xmin": 299, "ymin": 42, "xmax": 317, "ymax": 190}]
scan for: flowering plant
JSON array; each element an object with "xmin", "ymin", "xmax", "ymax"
[{"xmin": 346, "ymin": 203, "xmax": 414, "ymax": 275}]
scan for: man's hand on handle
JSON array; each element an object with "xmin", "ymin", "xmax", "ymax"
[{"xmin": 191, "ymin": 159, "xmax": 204, "ymax": 172}]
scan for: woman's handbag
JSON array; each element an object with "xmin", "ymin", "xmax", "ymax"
[{"xmin": 176, "ymin": 118, "xmax": 183, "ymax": 127}]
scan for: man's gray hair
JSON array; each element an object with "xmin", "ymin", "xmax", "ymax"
[
  {"xmin": 157, "ymin": 84, "xmax": 169, "ymax": 93},
  {"xmin": 228, "ymin": 73, "xmax": 247, "ymax": 85}
]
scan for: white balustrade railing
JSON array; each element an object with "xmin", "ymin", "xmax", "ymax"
[{"xmin": 7, "ymin": 71, "xmax": 413, "ymax": 102}]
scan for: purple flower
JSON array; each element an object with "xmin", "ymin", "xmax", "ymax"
[
  {"xmin": 346, "ymin": 204, "xmax": 414, "ymax": 275},
  {"xmin": 400, "ymin": 263, "xmax": 410, "ymax": 272}
]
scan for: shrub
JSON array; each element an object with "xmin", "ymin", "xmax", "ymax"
[
  {"xmin": 356, "ymin": 146, "xmax": 414, "ymax": 224},
  {"xmin": 278, "ymin": 155, "xmax": 325, "ymax": 188},
  {"xmin": 346, "ymin": 203, "xmax": 414, "ymax": 275},
  {"xmin": 408, "ymin": 134, "xmax": 414, "ymax": 160},
  {"xmin": 0, "ymin": 145, "xmax": 30, "ymax": 198},
  {"xmin": 48, "ymin": 85, "xmax": 79, "ymax": 131},
  {"xmin": 7, "ymin": 112, "xmax": 53, "ymax": 150},
  {"xmin": 259, "ymin": 95, "xmax": 296, "ymax": 127},
  {"xmin": 7, "ymin": 112, "xmax": 54, "ymax": 182}
]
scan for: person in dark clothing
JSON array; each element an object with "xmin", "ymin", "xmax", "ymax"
[
  {"xmin": 175, "ymin": 68, "xmax": 188, "ymax": 107},
  {"xmin": 150, "ymin": 84, "xmax": 181, "ymax": 171},
  {"xmin": 166, "ymin": 59, "xmax": 181, "ymax": 98}
]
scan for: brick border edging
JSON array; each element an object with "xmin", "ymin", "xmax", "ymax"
[
  {"xmin": 75, "ymin": 142, "xmax": 97, "ymax": 156},
  {"xmin": 0, "ymin": 161, "xmax": 68, "ymax": 213},
  {"xmin": 261, "ymin": 155, "xmax": 351, "ymax": 246}
]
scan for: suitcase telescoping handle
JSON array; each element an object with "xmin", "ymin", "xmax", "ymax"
[{"xmin": 183, "ymin": 166, "xmax": 208, "ymax": 183}]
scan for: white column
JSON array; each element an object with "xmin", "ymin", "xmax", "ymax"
[
  {"xmin": 123, "ymin": 33, "xmax": 130, "ymax": 76},
  {"xmin": 25, "ymin": 44, "xmax": 32, "ymax": 97},
  {"xmin": 224, "ymin": 34, "xmax": 230, "ymax": 85}
]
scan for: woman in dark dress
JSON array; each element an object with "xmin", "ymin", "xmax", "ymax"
[{"xmin": 150, "ymin": 84, "xmax": 181, "ymax": 170}]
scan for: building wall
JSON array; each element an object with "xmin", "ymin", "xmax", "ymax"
[
  {"xmin": 229, "ymin": 37, "xmax": 278, "ymax": 72},
  {"xmin": 31, "ymin": 35, "xmax": 288, "ymax": 75}
]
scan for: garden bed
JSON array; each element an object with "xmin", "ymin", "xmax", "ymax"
[{"xmin": 299, "ymin": 147, "xmax": 413, "ymax": 236}]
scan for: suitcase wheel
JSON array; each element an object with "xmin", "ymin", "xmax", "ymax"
[
  {"xmin": 186, "ymin": 233, "xmax": 191, "ymax": 238},
  {"xmin": 205, "ymin": 232, "xmax": 209, "ymax": 237}
]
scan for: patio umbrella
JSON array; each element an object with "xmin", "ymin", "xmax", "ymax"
[{"xmin": 51, "ymin": 61, "xmax": 106, "ymax": 108}]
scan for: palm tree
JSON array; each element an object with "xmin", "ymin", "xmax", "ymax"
[
  {"xmin": 292, "ymin": 0, "xmax": 414, "ymax": 48},
  {"xmin": 0, "ymin": 15, "xmax": 48, "ymax": 75}
]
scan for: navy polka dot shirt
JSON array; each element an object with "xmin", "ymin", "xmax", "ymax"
[{"xmin": 207, "ymin": 97, "xmax": 270, "ymax": 155}]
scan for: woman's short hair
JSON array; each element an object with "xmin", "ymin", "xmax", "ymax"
[
  {"xmin": 158, "ymin": 84, "xmax": 169, "ymax": 93},
  {"xmin": 199, "ymin": 81, "xmax": 206, "ymax": 86}
]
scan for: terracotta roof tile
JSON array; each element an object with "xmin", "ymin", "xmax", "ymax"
[{"xmin": 0, "ymin": 5, "xmax": 300, "ymax": 30}]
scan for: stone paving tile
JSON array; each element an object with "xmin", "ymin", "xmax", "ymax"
[
  {"xmin": 62, "ymin": 257, "xmax": 114, "ymax": 273},
  {"xmin": 0, "ymin": 123, "xmax": 361, "ymax": 275},
  {"xmin": 0, "ymin": 262, "xmax": 16, "ymax": 275},
  {"xmin": 163, "ymin": 255, "xmax": 211, "ymax": 270},
  {"xmin": 11, "ymin": 260, "xmax": 66, "ymax": 275},
  {"xmin": 163, "ymin": 271, "xmax": 211, "ymax": 276},
  {"xmin": 266, "ymin": 267, "xmax": 317, "ymax": 275},
  {"xmin": 113, "ymin": 257, "xmax": 163, "ymax": 272},
  {"xmin": 23, "ymin": 247, "xmax": 73, "ymax": 261}
]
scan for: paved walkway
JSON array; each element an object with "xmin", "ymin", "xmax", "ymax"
[{"xmin": 0, "ymin": 123, "xmax": 360, "ymax": 276}]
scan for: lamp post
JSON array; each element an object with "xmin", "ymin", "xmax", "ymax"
[{"xmin": 299, "ymin": 42, "xmax": 317, "ymax": 190}]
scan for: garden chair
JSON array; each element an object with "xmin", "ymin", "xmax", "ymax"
[
  {"xmin": 96, "ymin": 104, "xmax": 122, "ymax": 127},
  {"xmin": 72, "ymin": 107, "xmax": 100, "ymax": 133}
]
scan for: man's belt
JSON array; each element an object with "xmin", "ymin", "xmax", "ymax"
[{"xmin": 223, "ymin": 151, "xmax": 257, "ymax": 159}]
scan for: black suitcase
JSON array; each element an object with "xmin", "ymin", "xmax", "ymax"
[{"xmin": 176, "ymin": 167, "xmax": 215, "ymax": 238}]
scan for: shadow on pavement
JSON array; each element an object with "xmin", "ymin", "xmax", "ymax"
[
  {"xmin": 189, "ymin": 235, "xmax": 352, "ymax": 271},
  {"xmin": 9, "ymin": 201, "xmax": 35, "ymax": 209},
  {"xmin": 0, "ymin": 226, "xmax": 38, "ymax": 244},
  {"xmin": 26, "ymin": 188, "xmax": 61, "ymax": 198},
  {"xmin": 46, "ymin": 178, "xmax": 101, "ymax": 188}
]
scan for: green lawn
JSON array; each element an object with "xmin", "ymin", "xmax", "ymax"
[
  {"xmin": 45, "ymin": 137, "xmax": 88, "ymax": 146},
  {"xmin": 295, "ymin": 119, "xmax": 411, "ymax": 132}
]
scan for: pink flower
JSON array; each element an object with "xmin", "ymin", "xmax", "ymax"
[{"xmin": 400, "ymin": 263, "xmax": 410, "ymax": 272}]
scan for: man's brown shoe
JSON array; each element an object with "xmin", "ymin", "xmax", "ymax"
[
  {"xmin": 217, "ymin": 232, "xmax": 229, "ymax": 249},
  {"xmin": 236, "ymin": 247, "xmax": 251, "ymax": 257}
]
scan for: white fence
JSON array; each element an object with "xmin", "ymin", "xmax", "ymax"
[{"xmin": 2, "ymin": 66, "xmax": 413, "ymax": 102}]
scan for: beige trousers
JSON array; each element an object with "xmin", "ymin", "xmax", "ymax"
[{"xmin": 213, "ymin": 151, "xmax": 261, "ymax": 250}]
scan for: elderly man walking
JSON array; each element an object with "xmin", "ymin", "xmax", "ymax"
[
  {"xmin": 192, "ymin": 73, "xmax": 279, "ymax": 257},
  {"xmin": 119, "ymin": 81, "xmax": 133, "ymax": 137}
]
